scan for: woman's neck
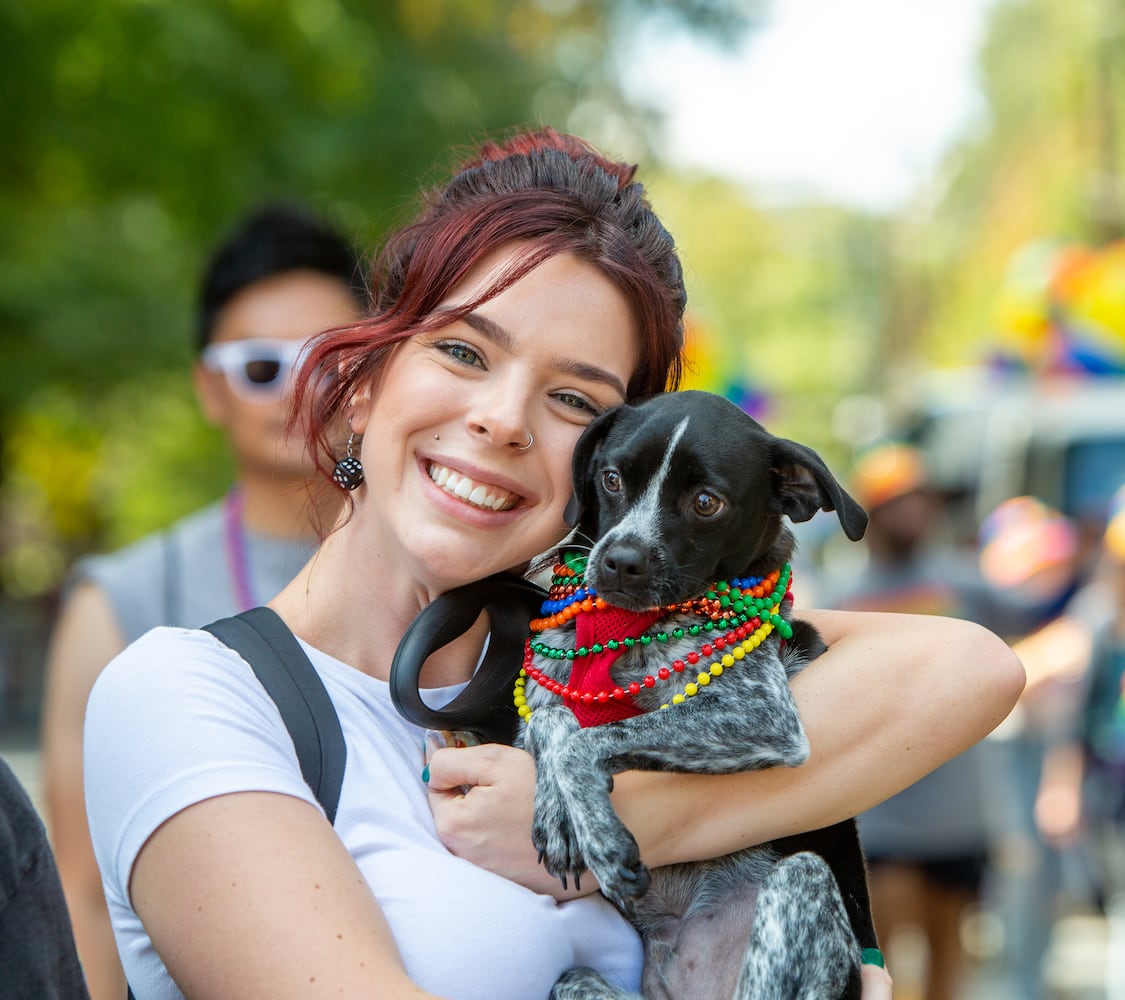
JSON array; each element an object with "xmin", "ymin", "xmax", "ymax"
[{"xmin": 270, "ymin": 520, "xmax": 490, "ymax": 685}]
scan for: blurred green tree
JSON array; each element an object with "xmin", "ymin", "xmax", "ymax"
[{"xmin": 0, "ymin": 0, "xmax": 755, "ymax": 604}]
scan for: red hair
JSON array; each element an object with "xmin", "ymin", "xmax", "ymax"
[{"xmin": 292, "ymin": 127, "xmax": 687, "ymax": 497}]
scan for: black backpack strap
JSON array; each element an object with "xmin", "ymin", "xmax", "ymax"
[{"xmin": 203, "ymin": 606, "xmax": 347, "ymax": 825}]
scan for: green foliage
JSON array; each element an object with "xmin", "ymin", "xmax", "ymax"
[{"xmin": 0, "ymin": 0, "xmax": 756, "ymax": 599}]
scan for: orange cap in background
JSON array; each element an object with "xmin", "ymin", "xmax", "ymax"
[
  {"xmin": 850, "ymin": 443, "xmax": 927, "ymax": 512},
  {"xmin": 978, "ymin": 496, "xmax": 1078, "ymax": 589}
]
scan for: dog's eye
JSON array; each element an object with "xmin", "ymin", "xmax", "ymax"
[
  {"xmin": 692, "ymin": 492, "xmax": 724, "ymax": 517},
  {"xmin": 602, "ymin": 470, "xmax": 623, "ymax": 493}
]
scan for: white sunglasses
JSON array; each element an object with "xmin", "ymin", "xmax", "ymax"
[{"xmin": 200, "ymin": 338, "xmax": 311, "ymax": 402}]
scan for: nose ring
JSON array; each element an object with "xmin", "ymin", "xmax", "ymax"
[{"xmin": 516, "ymin": 433, "xmax": 533, "ymax": 452}]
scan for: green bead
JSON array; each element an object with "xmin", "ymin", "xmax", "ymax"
[
  {"xmin": 565, "ymin": 649, "xmax": 575, "ymax": 660},
  {"xmin": 591, "ymin": 643, "xmax": 603, "ymax": 653},
  {"xmin": 640, "ymin": 635, "xmax": 652, "ymax": 645},
  {"xmin": 624, "ymin": 638, "xmax": 635, "ymax": 647},
  {"xmin": 606, "ymin": 640, "xmax": 619, "ymax": 650}
]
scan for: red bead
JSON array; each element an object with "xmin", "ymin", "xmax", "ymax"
[
  {"xmin": 628, "ymin": 682, "xmax": 641, "ymax": 695},
  {"xmin": 642, "ymin": 676, "xmax": 656, "ymax": 688},
  {"xmin": 714, "ymin": 638, "xmax": 726, "ymax": 650},
  {"xmin": 687, "ymin": 652, "xmax": 700, "ymax": 664},
  {"xmin": 597, "ymin": 691, "xmax": 609, "ymax": 703},
  {"xmin": 701, "ymin": 644, "xmax": 713, "ymax": 657},
  {"xmin": 612, "ymin": 687, "xmax": 625, "ymax": 700},
  {"xmin": 657, "ymin": 667, "xmax": 670, "ymax": 680},
  {"xmin": 672, "ymin": 660, "xmax": 685, "ymax": 673},
  {"xmin": 582, "ymin": 692, "xmax": 594, "ymax": 706}
]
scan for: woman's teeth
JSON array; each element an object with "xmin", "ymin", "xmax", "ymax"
[{"xmin": 428, "ymin": 463, "xmax": 517, "ymax": 511}]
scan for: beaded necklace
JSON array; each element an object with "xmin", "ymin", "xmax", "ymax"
[{"xmin": 515, "ymin": 557, "xmax": 793, "ymax": 725}]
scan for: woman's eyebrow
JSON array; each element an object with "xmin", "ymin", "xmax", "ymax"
[{"xmin": 462, "ymin": 311, "xmax": 628, "ymax": 398}]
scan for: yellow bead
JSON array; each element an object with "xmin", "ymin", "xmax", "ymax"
[
  {"xmin": 697, "ymin": 672, "xmax": 710, "ymax": 685},
  {"xmin": 722, "ymin": 653, "xmax": 734, "ymax": 667},
  {"xmin": 732, "ymin": 646, "xmax": 745, "ymax": 660},
  {"xmin": 672, "ymin": 693, "xmax": 686, "ymax": 704},
  {"xmin": 514, "ymin": 695, "xmax": 526, "ymax": 707},
  {"xmin": 685, "ymin": 683, "xmax": 698, "ymax": 696},
  {"xmin": 710, "ymin": 663, "xmax": 723, "ymax": 676},
  {"xmin": 518, "ymin": 705, "xmax": 531, "ymax": 719},
  {"xmin": 660, "ymin": 703, "xmax": 670, "ymax": 710}
]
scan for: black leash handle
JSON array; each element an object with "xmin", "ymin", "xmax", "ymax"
[{"xmin": 389, "ymin": 574, "xmax": 546, "ymax": 745}]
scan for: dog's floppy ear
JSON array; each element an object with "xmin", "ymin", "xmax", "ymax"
[
  {"xmin": 564, "ymin": 405, "xmax": 626, "ymax": 528},
  {"xmin": 769, "ymin": 438, "xmax": 868, "ymax": 541}
]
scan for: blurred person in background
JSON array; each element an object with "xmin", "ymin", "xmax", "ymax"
[
  {"xmin": 40, "ymin": 202, "xmax": 364, "ymax": 1000},
  {"xmin": 980, "ymin": 496, "xmax": 1090, "ymax": 1000},
  {"xmin": 0, "ymin": 754, "xmax": 90, "ymax": 999},
  {"xmin": 820, "ymin": 443, "xmax": 1042, "ymax": 1000},
  {"xmin": 1028, "ymin": 484, "xmax": 1125, "ymax": 998}
]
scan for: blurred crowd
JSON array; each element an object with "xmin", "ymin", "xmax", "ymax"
[{"xmin": 801, "ymin": 439, "xmax": 1125, "ymax": 1000}]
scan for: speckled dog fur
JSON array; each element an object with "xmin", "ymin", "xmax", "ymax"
[{"xmin": 517, "ymin": 391, "xmax": 874, "ymax": 1000}]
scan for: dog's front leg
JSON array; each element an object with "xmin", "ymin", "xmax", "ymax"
[
  {"xmin": 521, "ymin": 704, "xmax": 612, "ymax": 892},
  {"xmin": 526, "ymin": 670, "xmax": 809, "ymax": 912}
]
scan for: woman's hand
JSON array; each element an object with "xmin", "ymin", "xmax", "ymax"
[
  {"xmin": 425, "ymin": 743, "xmax": 590, "ymax": 899},
  {"xmin": 861, "ymin": 956, "xmax": 893, "ymax": 998}
]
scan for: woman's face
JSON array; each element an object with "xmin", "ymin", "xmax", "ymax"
[{"xmin": 351, "ymin": 247, "xmax": 639, "ymax": 592}]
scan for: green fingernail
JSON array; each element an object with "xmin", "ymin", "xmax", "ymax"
[
  {"xmin": 861, "ymin": 948, "xmax": 885, "ymax": 968},
  {"xmin": 421, "ymin": 764, "xmax": 430, "ymax": 783}
]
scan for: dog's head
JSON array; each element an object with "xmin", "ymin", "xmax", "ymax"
[{"xmin": 564, "ymin": 390, "xmax": 867, "ymax": 610}]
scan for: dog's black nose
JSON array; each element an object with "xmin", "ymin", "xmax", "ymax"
[{"xmin": 600, "ymin": 542, "xmax": 650, "ymax": 586}]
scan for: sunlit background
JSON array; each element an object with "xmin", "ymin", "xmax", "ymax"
[{"xmin": 4, "ymin": 0, "xmax": 1125, "ymax": 710}]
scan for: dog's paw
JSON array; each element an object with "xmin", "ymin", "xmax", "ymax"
[
  {"xmin": 550, "ymin": 966, "xmax": 641, "ymax": 1000},
  {"xmin": 531, "ymin": 782, "xmax": 587, "ymax": 890},
  {"xmin": 531, "ymin": 768, "xmax": 652, "ymax": 905},
  {"xmin": 585, "ymin": 828, "xmax": 650, "ymax": 915}
]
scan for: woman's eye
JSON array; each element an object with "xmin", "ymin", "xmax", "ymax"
[
  {"xmin": 692, "ymin": 492, "xmax": 724, "ymax": 517},
  {"xmin": 553, "ymin": 391, "xmax": 599, "ymax": 415},
  {"xmin": 602, "ymin": 469, "xmax": 622, "ymax": 493},
  {"xmin": 437, "ymin": 341, "xmax": 484, "ymax": 367}
]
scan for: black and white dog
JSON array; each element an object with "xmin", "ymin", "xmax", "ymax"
[
  {"xmin": 389, "ymin": 390, "xmax": 875, "ymax": 999},
  {"xmin": 516, "ymin": 390, "xmax": 873, "ymax": 1000}
]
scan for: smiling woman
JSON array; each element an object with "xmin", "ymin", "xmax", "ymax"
[{"xmin": 81, "ymin": 127, "xmax": 1022, "ymax": 1000}]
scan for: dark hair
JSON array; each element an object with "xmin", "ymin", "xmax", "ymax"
[
  {"xmin": 293, "ymin": 127, "xmax": 688, "ymax": 490},
  {"xmin": 196, "ymin": 201, "xmax": 365, "ymax": 352}
]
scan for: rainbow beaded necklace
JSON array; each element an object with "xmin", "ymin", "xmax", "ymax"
[{"xmin": 515, "ymin": 555, "xmax": 794, "ymax": 727}]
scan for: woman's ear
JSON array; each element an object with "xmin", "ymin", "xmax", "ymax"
[
  {"xmin": 193, "ymin": 361, "xmax": 229, "ymax": 428},
  {"xmin": 346, "ymin": 382, "xmax": 373, "ymax": 435}
]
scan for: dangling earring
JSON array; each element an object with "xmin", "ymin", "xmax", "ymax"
[{"xmin": 333, "ymin": 433, "xmax": 365, "ymax": 491}]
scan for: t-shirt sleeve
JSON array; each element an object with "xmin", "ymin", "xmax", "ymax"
[{"xmin": 83, "ymin": 627, "xmax": 321, "ymax": 910}]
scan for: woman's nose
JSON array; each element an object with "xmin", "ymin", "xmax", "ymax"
[{"xmin": 465, "ymin": 384, "xmax": 533, "ymax": 450}]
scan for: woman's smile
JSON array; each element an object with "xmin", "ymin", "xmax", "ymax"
[{"xmin": 427, "ymin": 461, "xmax": 520, "ymax": 512}]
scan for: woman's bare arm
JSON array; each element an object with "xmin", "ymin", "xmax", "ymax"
[
  {"xmin": 426, "ymin": 610, "xmax": 1024, "ymax": 890},
  {"xmin": 130, "ymin": 792, "xmax": 446, "ymax": 999}
]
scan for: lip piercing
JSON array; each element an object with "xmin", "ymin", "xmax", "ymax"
[{"xmin": 516, "ymin": 433, "xmax": 533, "ymax": 451}]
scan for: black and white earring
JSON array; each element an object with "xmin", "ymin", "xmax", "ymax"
[{"xmin": 333, "ymin": 433, "xmax": 365, "ymax": 491}]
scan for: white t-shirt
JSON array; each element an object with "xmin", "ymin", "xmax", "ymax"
[{"xmin": 84, "ymin": 627, "xmax": 642, "ymax": 999}]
